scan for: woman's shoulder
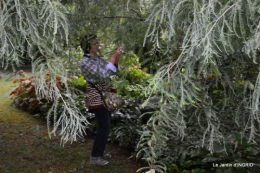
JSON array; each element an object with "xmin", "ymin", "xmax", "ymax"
[
  {"xmin": 83, "ymin": 53, "xmax": 103, "ymax": 59},
  {"xmin": 82, "ymin": 54, "xmax": 102, "ymax": 64}
]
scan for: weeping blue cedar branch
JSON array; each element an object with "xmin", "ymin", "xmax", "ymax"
[
  {"xmin": 0, "ymin": 0, "xmax": 88, "ymax": 144},
  {"xmin": 138, "ymin": 0, "xmax": 260, "ymax": 172}
]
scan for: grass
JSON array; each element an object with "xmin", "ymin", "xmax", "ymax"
[{"xmin": 0, "ymin": 74, "xmax": 142, "ymax": 173}]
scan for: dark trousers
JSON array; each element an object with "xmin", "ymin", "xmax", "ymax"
[{"xmin": 91, "ymin": 107, "xmax": 111, "ymax": 157}]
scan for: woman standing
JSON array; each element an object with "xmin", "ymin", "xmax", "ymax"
[{"xmin": 80, "ymin": 35, "xmax": 123, "ymax": 165}]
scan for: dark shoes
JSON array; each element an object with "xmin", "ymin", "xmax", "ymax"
[
  {"xmin": 90, "ymin": 157, "xmax": 109, "ymax": 165},
  {"xmin": 90, "ymin": 153, "xmax": 111, "ymax": 165},
  {"xmin": 103, "ymin": 152, "xmax": 112, "ymax": 159}
]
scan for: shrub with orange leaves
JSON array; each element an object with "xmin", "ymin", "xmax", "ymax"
[
  {"xmin": 10, "ymin": 74, "xmax": 85, "ymax": 117},
  {"xmin": 10, "ymin": 76, "xmax": 50, "ymax": 116}
]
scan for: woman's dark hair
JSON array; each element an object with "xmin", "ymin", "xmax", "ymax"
[{"xmin": 80, "ymin": 34, "xmax": 97, "ymax": 53}]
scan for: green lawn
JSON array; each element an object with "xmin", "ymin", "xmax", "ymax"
[{"xmin": 0, "ymin": 77, "xmax": 140, "ymax": 173}]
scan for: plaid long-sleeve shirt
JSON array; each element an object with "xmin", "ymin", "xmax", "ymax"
[{"xmin": 80, "ymin": 53, "xmax": 119, "ymax": 111}]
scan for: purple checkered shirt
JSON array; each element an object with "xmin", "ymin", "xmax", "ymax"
[{"xmin": 80, "ymin": 54, "xmax": 119, "ymax": 84}]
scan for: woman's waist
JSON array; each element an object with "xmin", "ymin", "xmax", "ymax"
[{"xmin": 87, "ymin": 83, "xmax": 114, "ymax": 91}]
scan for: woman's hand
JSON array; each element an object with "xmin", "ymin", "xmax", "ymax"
[{"xmin": 110, "ymin": 47, "xmax": 124, "ymax": 65}]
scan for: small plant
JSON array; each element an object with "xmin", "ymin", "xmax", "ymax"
[
  {"xmin": 10, "ymin": 76, "xmax": 48, "ymax": 115},
  {"xmin": 114, "ymin": 55, "xmax": 151, "ymax": 99},
  {"xmin": 110, "ymin": 98, "xmax": 145, "ymax": 150},
  {"xmin": 69, "ymin": 74, "xmax": 87, "ymax": 91},
  {"xmin": 18, "ymin": 69, "xmax": 27, "ymax": 77},
  {"xmin": 205, "ymin": 133, "xmax": 260, "ymax": 173},
  {"xmin": 152, "ymin": 132, "xmax": 260, "ymax": 173},
  {"xmin": 10, "ymin": 74, "xmax": 86, "ymax": 118}
]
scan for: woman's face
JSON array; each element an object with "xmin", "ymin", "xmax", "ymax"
[{"xmin": 89, "ymin": 39, "xmax": 100, "ymax": 55}]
